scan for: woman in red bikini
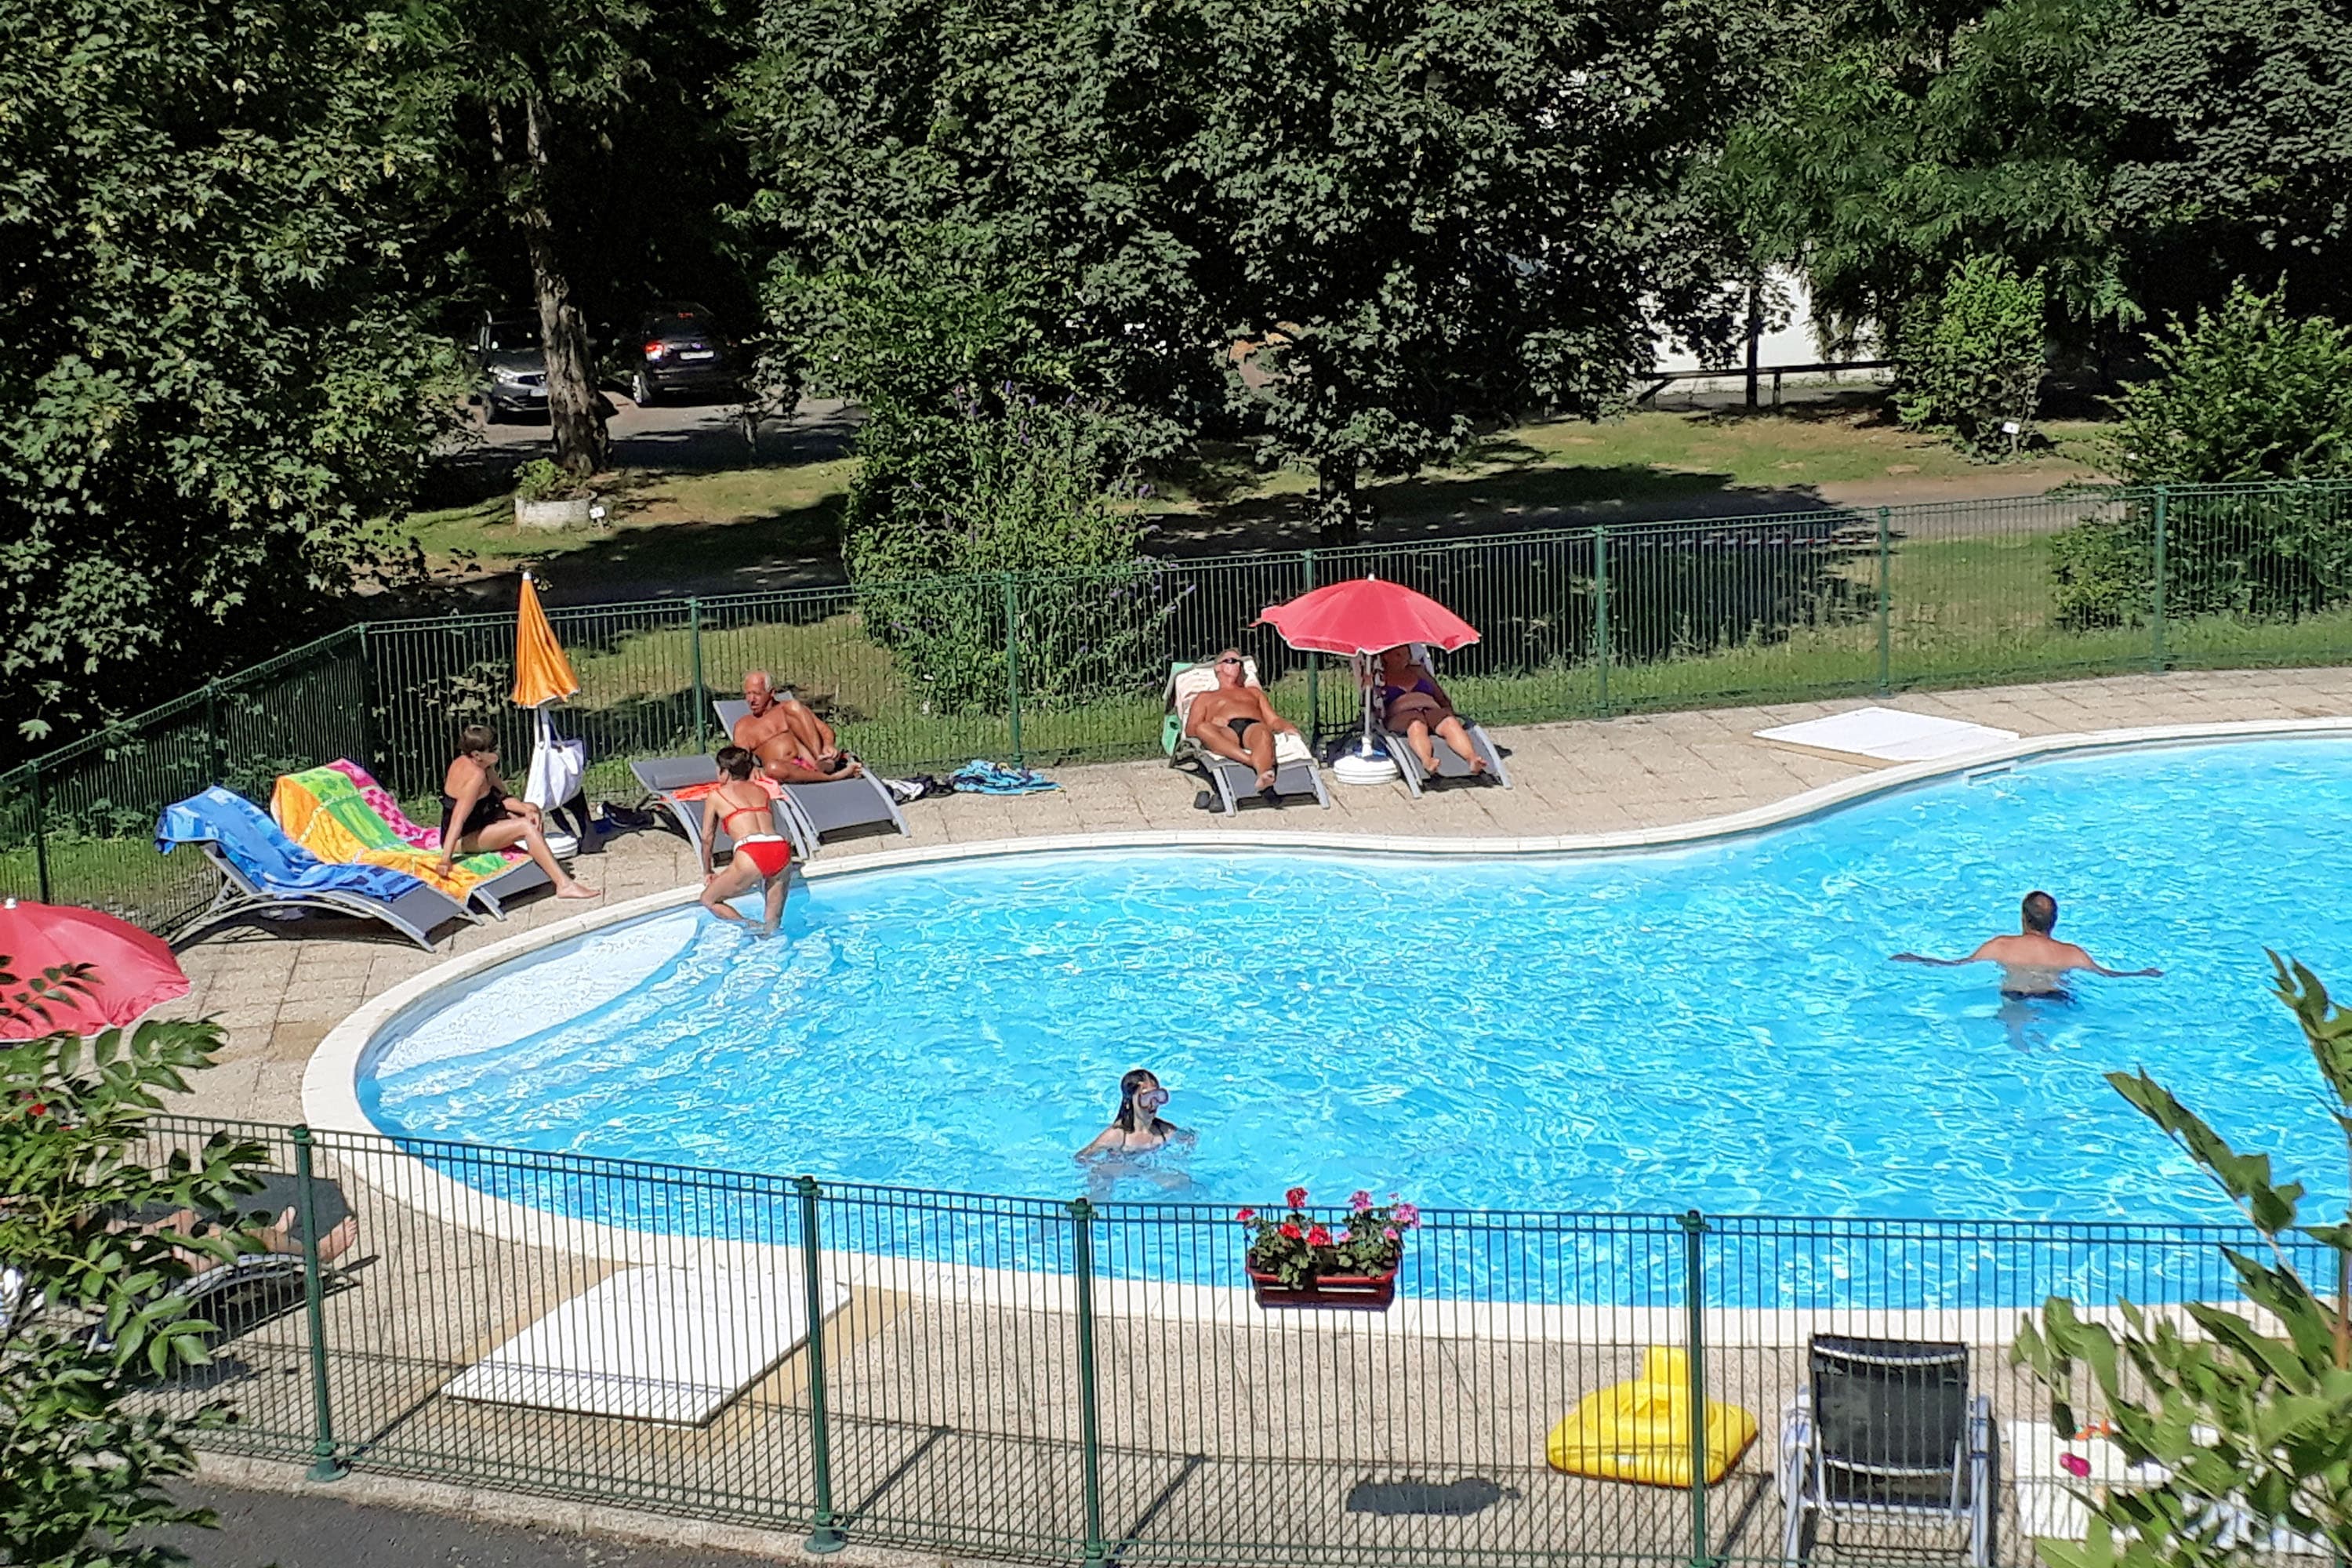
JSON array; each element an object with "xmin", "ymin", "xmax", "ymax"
[{"xmin": 698, "ymin": 746, "xmax": 792, "ymax": 936}]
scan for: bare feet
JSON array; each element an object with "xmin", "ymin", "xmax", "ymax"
[
  {"xmin": 556, "ymin": 881, "xmax": 601, "ymax": 900},
  {"xmin": 1255, "ymin": 768, "xmax": 1277, "ymax": 791}
]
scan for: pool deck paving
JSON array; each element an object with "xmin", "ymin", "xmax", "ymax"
[{"xmin": 151, "ymin": 666, "xmax": 2352, "ymax": 1566}]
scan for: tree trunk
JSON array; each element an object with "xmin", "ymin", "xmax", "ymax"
[
  {"xmin": 518, "ymin": 94, "xmax": 607, "ymax": 478},
  {"xmin": 1315, "ymin": 450, "xmax": 1362, "ymax": 545}
]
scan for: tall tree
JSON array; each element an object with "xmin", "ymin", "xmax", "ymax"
[
  {"xmin": 1183, "ymin": 0, "xmax": 1774, "ymax": 539},
  {"xmin": 0, "ymin": 0, "xmax": 451, "ymax": 746},
  {"xmin": 407, "ymin": 0, "xmax": 750, "ymax": 477}
]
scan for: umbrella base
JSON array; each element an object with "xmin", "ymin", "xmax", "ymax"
[{"xmin": 1331, "ymin": 749, "xmax": 1400, "ymax": 786}]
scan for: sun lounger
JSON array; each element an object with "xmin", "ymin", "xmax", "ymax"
[
  {"xmin": 630, "ymin": 755, "xmax": 805, "ymax": 863},
  {"xmin": 710, "ymin": 699, "xmax": 911, "ymax": 850},
  {"xmin": 1377, "ymin": 644, "xmax": 1510, "ymax": 798},
  {"xmin": 1779, "ymin": 1334, "xmax": 1991, "ymax": 1567},
  {"xmin": 1164, "ymin": 659, "xmax": 1331, "ymax": 815},
  {"xmin": 271, "ymin": 761, "xmax": 550, "ymax": 919},
  {"xmin": 89, "ymin": 1172, "xmax": 355, "ymax": 1359},
  {"xmin": 158, "ymin": 788, "xmax": 472, "ymax": 949}
]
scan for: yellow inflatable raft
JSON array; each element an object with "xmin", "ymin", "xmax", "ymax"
[{"xmin": 1545, "ymin": 1346, "xmax": 1759, "ymax": 1486}]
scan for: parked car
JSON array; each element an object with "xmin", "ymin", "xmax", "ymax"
[
  {"xmin": 628, "ymin": 302, "xmax": 739, "ymax": 406},
  {"xmin": 474, "ymin": 316, "xmax": 548, "ymax": 422}
]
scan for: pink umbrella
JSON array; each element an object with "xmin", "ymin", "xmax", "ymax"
[
  {"xmin": 1254, "ymin": 575, "xmax": 1481, "ymax": 656},
  {"xmin": 1256, "ymin": 576, "xmax": 1483, "ymax": 764},
  {"xmin": 0, "ymin": 897, "xmax": 191, "ymax": 1040}
]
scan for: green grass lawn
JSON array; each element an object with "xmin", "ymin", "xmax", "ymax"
[{"xmin": 394, "ymin": 401, "xmax": 2114, "ymax": 590}]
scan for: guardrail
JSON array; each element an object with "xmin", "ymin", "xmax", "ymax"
[
  {"xmin": 136, "ymin": 1116, "xmax": 2302, "ymax": 1567},
  {"xmin": 5, "ymin": 479, "xmax": 2350, "ymax": 932}
]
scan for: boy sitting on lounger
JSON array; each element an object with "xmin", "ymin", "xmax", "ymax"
[{"xmin": 1185, "ymin": 650, "xmax": 1304, "ymax": 796}]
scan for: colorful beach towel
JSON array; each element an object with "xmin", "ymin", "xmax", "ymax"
[
  {"xmin": 327, "ymin": 759, "xmax": 440, "ymax": 848},
  {"xmin": 272, "ymin": 762, "xmax": 517, "ymax": 902},
  {"xmin": 157, "ymin": 788, "xmax": 426, "ymax": 904}
]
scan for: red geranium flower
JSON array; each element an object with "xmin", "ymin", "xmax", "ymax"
[
  {"xmin": 1278, "ymin": 1222, "xmax": 1303, "ymax": 1241},
  {"xmin": 1284, "ymin": 1185, "xmax": 1308, "ymax": 1210},
  {"xmin": 1306, "ymin": 1225, "xmax": 1333, "ymax": 1248},
  {"xmin": 1234, "ymin": 1207, "xmax": 1258, "ymax": 1225}
]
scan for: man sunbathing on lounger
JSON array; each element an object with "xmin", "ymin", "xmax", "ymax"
[
  {"xmin": 1892, "ymin": 891, "xmax": 2161, "ymax": 998},
  {"xmin": 734, "ymin": 670, "xmax": 862, "ymax": 785},
  {"xmin": 1185, "ymin": 650, "xmax": 1303, "ymax": 796}
]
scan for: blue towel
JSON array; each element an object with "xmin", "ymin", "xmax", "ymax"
[
  {"xmin": 949, "ymin": 760, "xmax": 1059, "ymax": 796},
  {"xmin": 157, "ymin": 787, "xmax": 426, "ymax": 902}
]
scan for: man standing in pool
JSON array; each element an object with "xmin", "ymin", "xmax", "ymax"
[{"xmin": 1892, "ymin": 891, "xmax": 2162, "ymax": 997}]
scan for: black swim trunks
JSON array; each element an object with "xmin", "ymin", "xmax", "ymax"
[{"xmin": 1227, "ymin": 716, "xmax": 1261, "ymax": 744}]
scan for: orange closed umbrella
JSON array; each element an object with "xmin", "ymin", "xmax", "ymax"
[{"xmin": 511, "ymin": 572, "xmax": 580, "ymax": 710}]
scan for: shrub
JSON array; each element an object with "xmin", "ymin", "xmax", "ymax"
[
  {"xmin": 1895, "ymin": 255, "xmax": 2048, "ymax": 458},
  {"xmin": 2053, "ymin": 287, "xmax": 2352, "ymax": 629},
  {"xmin": 2016, "ymin": 955, "xmax": 2352, "ymax": 1565},
  {"xmin": 0, "ymin": 960, "xmax": 274, "ymax": 1564},
  {"xmin": 847, "ymin": 389, "xmax": 1171, "ymax": 713},
  {"xmin": 513, "ymin": 457, "xmax": 578, "ymax": 505}
]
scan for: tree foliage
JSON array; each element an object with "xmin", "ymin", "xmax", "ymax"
[
  {"xmin": 0, "ymin": 960, "xmax": 271, "ymax": 1566},
  {"xmin": 1896, "ymin": 254, "xmax": 2049, "ymax": 456},
  {"xmin": 0, "ymin": 0, "xmax": 456, "ymax": 747},
  {"xmin": 2015, "ymin": 954, "xmax": 2352, "ymax": 1567}
]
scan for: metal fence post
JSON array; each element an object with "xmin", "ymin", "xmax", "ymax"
[
  {"xmin": 1592, "ymin": 526, "xmax": 1611, "ymax": 717},
  {"xmin": 30, "ymin": 762, "xmax": 52, "ymax": 904},
  {"xmin": 1876, "ymin": 506, "xmax": 1893, "ymax": 694},
  {"xmin": 1003, "ymin": 573, "xmax": 1025, "ymax": 767},
  {"xmin": 797, "ymin": 1177, "xmax": 846, "ymax": 1552},
  {"xmin": 2151, "ymin": 485, "xmax": 2169, "ymax": 673},
  {"xmin": 291, "ymin": 1127, "xmax": 346, "ymax": 1481},
  {"xmin": 203, "ymin": 680, "xmax": 227, "ymax": 787},
  {"xmin": 1069, "ymin": 1198, "xmax": 1107, "ymax": 1568},
  {"xmin": 689, "ymin": 597, "xmax": 708, "ymax": 753},
  {"xmin": 353, "ymin": 625, "xmax": 379, "ymax": 775},
  {"xmin": 1302, "ymin": 548, "xmax": 1319, "ymax": 741},
  {"xmin": 1682, "ymin": 1208, "xmax": 1710, "ymax": 1568}
]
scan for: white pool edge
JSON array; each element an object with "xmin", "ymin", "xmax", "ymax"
[{"xmin": 298, "ymin": 717, "xmax": 2352, "ymax": 1335}]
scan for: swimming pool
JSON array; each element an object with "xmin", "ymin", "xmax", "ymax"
[{"xmin": 359, "ymin": 735, "xmax": 2351, "ymax": 1249}]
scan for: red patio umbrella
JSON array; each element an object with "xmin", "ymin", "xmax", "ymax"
[
  {"xmin": 1254, "ymin": 575, "xmax": 1481, "ymax": 657},
  {"xmin": 0, "ymin": 897, "xmax": 191, "ymax": 1040},
  {"xmin": 1254, "ymin": 575, "xmax": 1483, "ymax": 769}
]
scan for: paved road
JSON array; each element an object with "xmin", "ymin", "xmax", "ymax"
[{"xmin": 156, "ymin": 1484, "xmax": 787, "ymax": 1567}]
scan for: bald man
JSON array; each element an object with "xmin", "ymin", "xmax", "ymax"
[{"xmin": 733, "ymin": 670, "xmax": 861, "ymax": 784}]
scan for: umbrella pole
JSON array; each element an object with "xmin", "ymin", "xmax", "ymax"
[{"xmin": 1330, "ymin": 652, "xmax": 1399, "ymax": 784}]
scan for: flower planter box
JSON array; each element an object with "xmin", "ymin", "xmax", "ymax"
[{"xmin": 1246, "ymin": 1268, "xmax": 1398, "ymax": 1311}]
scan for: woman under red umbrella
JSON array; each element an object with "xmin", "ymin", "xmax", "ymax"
[{"xmin": 1372, "ymin": 644, "xmax": 1490, "ymax": 777}]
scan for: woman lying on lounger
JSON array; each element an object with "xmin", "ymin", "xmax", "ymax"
[
  {"xmin": 1374, "ymin": 645, "xmax": 1487, "ymax": 777},
  {"xmin": 437, "ymin": 724, "xmax": 597, "ymax": 899},
  {"xmin": 698, "ymin": 746, "xmax": 792, "ymax": 938}
]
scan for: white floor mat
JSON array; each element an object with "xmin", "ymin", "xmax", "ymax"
[
  {"xmin": 1755, "ymin": 706, "xmax": 2020, "ymax": 762},
  {"xmin": 449, "ymin": 1265, "xmax": 849, "ymax": 1425}
]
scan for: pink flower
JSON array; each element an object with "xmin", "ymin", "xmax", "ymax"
[
  {"xmin": 1336, "ymin": 1229, "xmax": 1353, "ymax": 1244},
  {"xmin": 2060, "ymin": 1454, "xmax": 2091, "ymax": 1479},
  {"xmin": 1278, "ymin": 1222, "xmax": 1302, "ymax": 1241},
  {"xmin": 1349, "ymin": 1189, "xmax": 1373, "ymax": 1212},
  {"xmin": 1384, "ymin": 1226, "xmax": 1399, "ymax": 1241},
  {"xmin": 1392, "ymin": 1202, "xmax": 1421, "ymax": 1229},
  {"xmin": 1306, "ymin": 1225, "xmax": 1333, "ymax": 1248},
  {"xmin": 1285, "ymin": 1185, "xmax": 1308, "ymax": 1210},
  {"xmin": 1234, "ymin": 1207, "xmax": 1258, "ymax": 1225}
]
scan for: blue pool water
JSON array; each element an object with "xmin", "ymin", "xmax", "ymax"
[{"xmin": 362, "ymin": 738, "xmax": 2352, "ymax": 1301}]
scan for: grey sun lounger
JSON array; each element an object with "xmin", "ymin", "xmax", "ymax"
[
  {"xmin": 710, "ymin": 699, "xmax": 911, "ymax": 851},
  {"xmin": 158, "ymin": 787, "xmax": 474, "ymax": 950},
  {"xmin": 1779, "ymin": 1334, "xmax": 1991, "ymax": 1568},
  {"xmin": 630, "ymin": 756, "xmax": 802, "ymax": 865},
  {"xmin": 1378, "ymin": 644, "xmax": 1511, "ymax": 798},
  {"xmin": 1164, "ymin": 659, "xmax": 1332, "ymax": 815},
  {"xmin": 89, "ymin": 1173, "xmax": 357, "ymax": 1359}
]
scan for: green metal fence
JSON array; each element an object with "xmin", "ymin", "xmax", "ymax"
[
  {"xmin": 127, "ymin": 1115, "xmax": 2322, "ymax": 1566},
  {"xmin": 6, "ymin": 480, "xmax": 2351, "ymax": 932}
]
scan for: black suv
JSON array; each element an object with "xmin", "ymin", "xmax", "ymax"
[
  {"xmin": 628, "ymin": 302, "xmax": 737, "ymax": 406},
  {"xmin": 474, "ymin": 317, "xmax": 548, "ymax": 421}
]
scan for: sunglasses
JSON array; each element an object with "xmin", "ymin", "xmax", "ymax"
[{"xmin": 1216, "ymin": 656, "xmax": 1243, "ymax": 666}]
